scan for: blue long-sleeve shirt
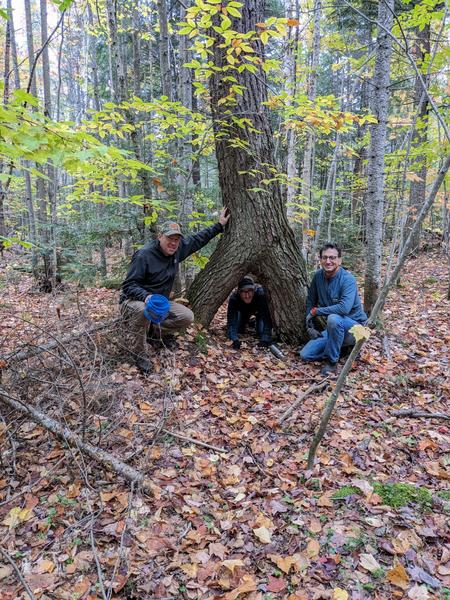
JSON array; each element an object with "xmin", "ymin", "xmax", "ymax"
[{"xmin": 306, "ymin": 268, "xmax": 367, "ymax": 323}]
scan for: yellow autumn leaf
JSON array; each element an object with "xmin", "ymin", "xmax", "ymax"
[
  {"xmin": 224, "ymin": 574, "xmax": 257, "ymax": 600},
  {"xmin": 305, "ymin": 539, "xmax": 320, "ymax": 558},
  {"xmin": 387, "ymin": 563, "xmax": 409, "ymax": 590},
  {"xmin": 349, "ymin": 324, "xmax": 371, "ymax": 342},
  {"xmin": 253, "ymin": 526, "xmax": 272, "ymax": 544},
  {"xmin": 222, "ymin": 559, "xmax": 245, "ymax": 573},
  {"xmin": 268, "ymin": 554, "xmax": 296, "ymax": 574},
  {"xmin": 2, "ymin": 507, "xmax": 33, "ymax": 529},
  {"xmin": 35, "ymin": 559, "xmax": 56, "ymax": 574},
  {"xmin": 180, "ymin": 563, "xmax": 198, "ymax": 578},
  {"xmin": 333, "ymin": 588, "xmax": 349, "ymax": 600}
]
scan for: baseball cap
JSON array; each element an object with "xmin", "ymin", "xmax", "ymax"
[
  {"xmin": 238, "ymin": 276, "xmax": 255, "ymax": 291},
  {"xmin": 160, "ymin": 221, "xmax": 182, "ymax": 237}
]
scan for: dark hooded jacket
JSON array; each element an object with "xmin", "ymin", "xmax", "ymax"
[{"xmin": 120, "ymin": 223, "xmax": 223, "ymax": 303}]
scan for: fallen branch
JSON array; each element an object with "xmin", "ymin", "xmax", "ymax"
[
  {"xmin": 0, "ymin": 387, "xmax": 154, "ymax": 494},
  {"xmin": 2, "ymin": 318, "xmax": 121, "ymax": 366},
  {"xmin": 307, "ymin": 339, "xmax": 365, "ymax": 470},
  {"xmin": 0, "ymin": 545, "xmax": 36, "ymax": 600},
  {"xmin": 392, "ymin": 408, "xmax": 450, "ymax": 420},
  {"xmin": 278, "ymin": 380, "xmax": 328, "ymax": 424}
]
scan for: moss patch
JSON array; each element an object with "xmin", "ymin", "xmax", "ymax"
[
  {"xmin": 331, "ymin": 486, "xmax": 362, "ymax": 500},
  {"xmin": 373, "ymin": 483, "xmax": 432, "ymax": 510},
  {"xmin": 332, "ymin": 482, "xmax": 432, "ymax": 510}
]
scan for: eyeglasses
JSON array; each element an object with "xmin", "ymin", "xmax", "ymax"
[{"xmin": 321, "ymin": 255, "xmax": 339, "ymax": 262}]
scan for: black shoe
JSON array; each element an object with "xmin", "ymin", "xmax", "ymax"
[
  {"xmin": 320, "ymin": 361, "xmax": 337, "ymax": 377},
  {"xmin": 136, "ymin": 356, "xmax": 152, "ymax": 374}
]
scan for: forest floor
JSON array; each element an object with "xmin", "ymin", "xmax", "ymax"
[{"xmin": 0, "ymin": 246, "xmax": 448, "ymax": 600}]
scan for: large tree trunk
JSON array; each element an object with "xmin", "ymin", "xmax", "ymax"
[
  {"xmin": 363, "ymin": 0, "xmax": 394, "ymax": 314},
  {"xmin": 188, "ymin": 0, "xmax": 308, "ymax": 343}
]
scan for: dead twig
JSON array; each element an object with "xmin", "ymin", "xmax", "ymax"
[
  {"xmin": 278, "ymin": 380, "xmax": 328, "ymax": 424},
  {"xmin": 107, "ymin": 481, "xmax": 135, "ymax": 600},
  {"xmin": 392, "ymin": 408, "xmax": 450, "ymax": 420},
  {"xmin": 0, "ymin": 545, "xmax": 36, "ymax": 600},
  {"xmin": 271, "ymin": 377, "xmax": 316, "ymax": 384},
  {"xmin": 132, "ymin": 422, "xmax": 227, "ymax": 453},
  {"xmin": 90, "ymin": 513, "xmax": 108, "ymax": 600},
  {"xmin": 0, "ymin": 387, "xmax": 155, "ymax": 494},
  {"xmin": 159, "ymin": 427, "xmax": 227, "ymax": 453}
]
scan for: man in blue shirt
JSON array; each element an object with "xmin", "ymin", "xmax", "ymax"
[{"xmin": 299, "ymin": 243, "xmax": 367, "ymax": 376}]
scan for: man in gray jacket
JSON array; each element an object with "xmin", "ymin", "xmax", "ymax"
[{"xmin": 120, "ymin": 208, "xmax": 230, "ymax": 373}]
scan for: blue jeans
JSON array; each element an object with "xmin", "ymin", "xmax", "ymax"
[{"xmin": 299, "ymin": 314, "xmax": 358, "ymax": 364}]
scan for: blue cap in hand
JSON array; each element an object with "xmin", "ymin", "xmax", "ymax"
[{"xmin": 144, "ymin": 294, "xmax": 170, "ymax": 324}]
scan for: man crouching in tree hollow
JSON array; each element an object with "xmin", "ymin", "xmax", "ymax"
[
  {"xmin": 299, "ymin": 243, "xmax": 367, "ymax": 377},
  {"xmin": 227, "ymin": 276, "xmax": 273, "ymax": 350},
  {"xmin": 120, "ymin": 208, "xmax": 230, "ymax": 374}
]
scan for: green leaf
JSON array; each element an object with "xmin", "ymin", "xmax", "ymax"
[
  {"xmin": 13, "ymin": 89, "xmax": 40, "ymax": 107},
  {"xmin": 226, "ymin": 6, "xmax": 241, "ymax": 17},
  {"xmin": 51, "ymin": 0, "xmax": 75, "ymax": 10}
]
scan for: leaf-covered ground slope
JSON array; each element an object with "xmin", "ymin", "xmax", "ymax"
[{"xmin": 0, "ymin": 248, "xmax": 448, "ymax": 599}]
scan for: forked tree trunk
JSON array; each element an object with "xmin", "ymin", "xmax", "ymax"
[{"xmin": 188, "ymin": 0, "xmax": 308, "ymax": 343}]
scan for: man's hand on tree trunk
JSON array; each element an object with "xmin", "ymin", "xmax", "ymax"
[{"xmin": 219, "ymin": 207, "xmax": 230, "ymax": 227}]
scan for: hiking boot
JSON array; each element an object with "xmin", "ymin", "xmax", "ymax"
[
  {"xmin": 136, "ymin": 356, "xmax": 152, "ymax": 374},
  {"xmin": 320, "ymin": 361, "xmax": 337, "ymax": 377}
]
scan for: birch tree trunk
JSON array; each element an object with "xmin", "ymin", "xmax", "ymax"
[
  {"xmin": 40, "ymin": 0, "xmax": 59, "ymax": 290},
  {"xmin": 363, "ymin": 0, "xmax": 394, "ymax": 314},
  {"xmin": 405, "ymin": 24, "xmax": 430, "ymax": 254},
  {"xmin": 300, "ymin": 0, "xmax": 321, "ymax": 241},
  {"xmin": 188, "ymin": 0, "xmax": 308, "ymax": 342},
  {"xmin": 24, "ymin": 0, "xmax": 49, "ymax": 285},
  {"xmin": 0, "ymin": 15, "xmax": 11, "ymax": 249}
]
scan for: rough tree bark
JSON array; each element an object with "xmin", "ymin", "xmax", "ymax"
[
  {"xmin": 188, "ymin": 0, "xmax": 308, "ymax": 343},
  {"xmin": 363, "ymin": 0, "xmax": 394, "ymax": 314}
]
